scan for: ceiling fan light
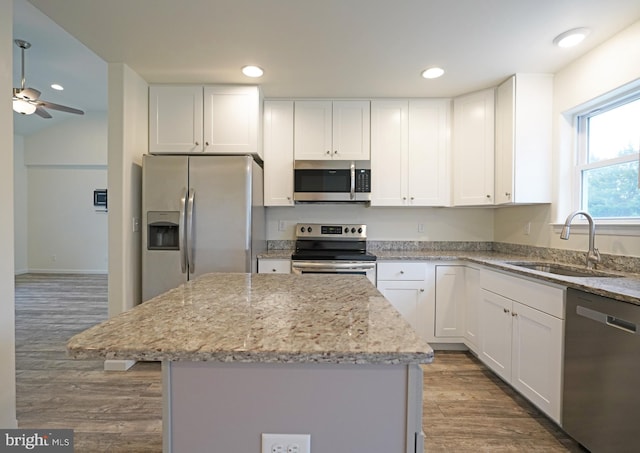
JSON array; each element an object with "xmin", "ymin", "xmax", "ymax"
[
  {"xmin": 242, "ymin": 65, "xmax": 264, "ymax": 78},
  {"xmin": 421, "ymin": 67, "xmax": 445, "ymax": 79},
  {"xmin": 553, "ymin": 27, "xmax": 591, "ymax": 48},
  {"xmin": 13, "ymin": 98, "xmax": 36, "ymax": 115}
]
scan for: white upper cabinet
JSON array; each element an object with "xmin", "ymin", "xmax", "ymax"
[
  {"xmin": 203, "ymin": 85, "xmax": 262, "ymax": 156},
  {"xmin": 495, "ymin": 74, "xmax": 553, "ymax": 205},
  {"xmin": 371, "ymin": 99, "xmax": 451, "ymax": 206},
  {"xmin": 371, "ymin": 100, "xmax": 407, "ymax": 205},
  {"xmin": 294, "ymin": 100, "xmax": 370, "ymax": 160},
  {"xmin": 263, "ymin": 100, "xmax": 294, "ymax": 206},
  {"xmin": 149, "ymin": 85, "xmax": 204, "ymax": 154},
  {"xmin": 149, "ymin": 85, "xmax": 262, "ymax": 158},
  {"xmin": 452, "ymin": 88, "xmax": 495, "ymax": 206}
]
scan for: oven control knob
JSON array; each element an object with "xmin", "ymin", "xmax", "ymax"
[
  {"xmin": 300, "ymin": 226, "xmax": 305, "ymax": 233},
  {"xmin": 307, "ymin": 226, "xmax": 313, "ymax": 233},
  {"xmin": 350, "ymin": 227, "xmax": 356, "ymax": 233},
  {"xmin": 344, "ymin": 227, "xmax": 349, "ymax": 234},
  {"xmin": 358, "ymin": 227, "xmax": 363, "ymax": 233}
]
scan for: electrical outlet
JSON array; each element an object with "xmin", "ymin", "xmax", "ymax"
[
  {"xmin": 524, "ymin": 222, "xmax": 531, "ymax": 236},
  {"xmin": 278, "ymin": 220, "xmax": 286, "ymax": 232},
  {"xmin": 418, "ymin": 223, "xmax": 425, "ymax": 233},
  {"xmin": 262, "ymin": 434, "xmax": 310, "ymax": 453}
]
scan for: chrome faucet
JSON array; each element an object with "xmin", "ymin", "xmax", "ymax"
[{"xmin": 560, "ymin": 211, "xmax": 601, "ymax": 269}]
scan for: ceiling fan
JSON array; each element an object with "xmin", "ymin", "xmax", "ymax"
[{"xmin": 12, "ymin": 39, "xmax": 84, "ymax": 118}]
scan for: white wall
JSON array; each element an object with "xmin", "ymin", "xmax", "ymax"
[
  {"xmin": 495, "ymin": 19, "xmax": 640, "ymax": 258},
  {"xmin": 13, "ymin": 134, "xmax": 27, "ymax": 274},
  {"xmin": 22, "ymin": 111, "xmax": 108, "ymax": 273},
  {"xmin": 107, "ymin": 63, "xmax": 147, "ymax": 320},
  {"xmin": 1, "ymin": 0, "xmax": 17, "ymax": 428},
  {"xmin": 267, "ymin": 205, "xmax": 494, "ymax": 241}
]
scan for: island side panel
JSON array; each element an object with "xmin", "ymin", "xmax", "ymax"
[{"xmin": 165, "ymin": 361, "xmax": 421, "ymax": 452}]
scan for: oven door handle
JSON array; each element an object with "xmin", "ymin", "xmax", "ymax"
[{"xmin": 292, "ymin": 262, "xmax": 376, "ymax": 271}]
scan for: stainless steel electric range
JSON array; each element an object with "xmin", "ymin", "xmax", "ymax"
[{"xmin": 291, "ymin": 223, "xmax": 377, "ymax": 284}]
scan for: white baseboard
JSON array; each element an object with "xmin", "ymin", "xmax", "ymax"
[
  {"xmin": 27, "ymin": 269, "xmax": 108, "ymax": 275},
  {"xmin": 104, "ymin": 359, "xmax": 136, "ymax": 371}
]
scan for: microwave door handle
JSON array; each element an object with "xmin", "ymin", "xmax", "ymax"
[
  {"xmin": 186, "ymin": 188, "xmax": 195, "ymax": 274},
  {"xmin": 179, "ymin": 188, "xmax": 188, "ymax": 274},
  {"xmin": 350, "ymin": 161, "xmax": 356, "ymax": 200}
]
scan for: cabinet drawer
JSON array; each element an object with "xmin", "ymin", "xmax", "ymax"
[
  {"xmin": 258, "ymin": 259, "xmax": 291, "ymax": 274},
  {"xmin": 480, "ymin": 268, "xmax": 565, "ymax": 318},
  {"xmin": 377, "ymin": 262, "xmax": 428, "ymax": 281}
]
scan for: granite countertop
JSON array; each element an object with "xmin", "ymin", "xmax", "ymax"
[
  {"xmin": 259, "ymin": 249, "xmax": 640, "ymax": 305},
  {"xmin": 67, "ymin": 273, "xmax": 434, "ymax": 365}
]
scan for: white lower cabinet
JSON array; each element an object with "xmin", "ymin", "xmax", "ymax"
[
  {"xmin": 463, "ymin": 265, "xmax": 480, "ymax": 353},
  {"xmin": 479, "ymin": 268, "xmax": 565, "ymax": 424},
  {"xmin": 434, "ymin": 265, "xmax": 466, "ymax": 339},
  {"xmin": 257, "ymin": 258, "xmax": 291, "ymax": 274},
  {"xmin": 376, "ymin": 262, "xmax": 435, "ymax": 343}
]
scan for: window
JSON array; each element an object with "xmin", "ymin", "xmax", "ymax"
[{"xmin": 576, "ymin": 93, "xmax": 640, "ymax": 220}]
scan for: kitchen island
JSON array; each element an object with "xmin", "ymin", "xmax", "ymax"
[{"xmin": 67, "ymin": 273, "xmax": 433, "ymax": 453}]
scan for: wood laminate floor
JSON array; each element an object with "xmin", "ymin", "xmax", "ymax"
[{"xmin": 14, "ymin": 273, "xmax": 585, "ymax": 452}]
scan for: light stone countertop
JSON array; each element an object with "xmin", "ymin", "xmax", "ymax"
[
  {"xmin": 67, "ymin": 273, "xmax": 434, "ymax": 364},
  {"xmin": 259, "ymin": 249, "xmax": 640, "ymax": 305}
]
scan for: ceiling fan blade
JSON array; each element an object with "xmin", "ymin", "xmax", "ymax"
[
  {"xmin": 34, "ymin": 106, "xmax": 52, "ymax": 119},
  {"xmin": 38, "ymin": 100, "xmax": 85, "ymax": 115}
]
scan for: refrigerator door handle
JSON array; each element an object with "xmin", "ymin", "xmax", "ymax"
[
  {"xmin": 186, "ymin": 188, "xmax": 196, "ymax": 274},
  {"xmin": 179, "ymin": 188, "xmax": 188, "ymax": 274}
]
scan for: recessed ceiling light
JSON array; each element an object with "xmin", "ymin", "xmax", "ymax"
[
  {"xmin": 421, "ymin": 67, "xmax": 445, "ymax": 79},
  {"xmin": 51, "ymin": 83, "xmax": 64, "ymax": 91},
  {"xmin": 242, "ymin": 65, "xmax": 264, "ymax": 78},
  {"xmin": 553, "ymin": 27, "xmax": 590, "ymax": 48}
]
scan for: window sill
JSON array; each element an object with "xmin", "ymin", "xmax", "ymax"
[{"xmin": 551, "ymin": 221, "xmax": 640, "ymax": 237}]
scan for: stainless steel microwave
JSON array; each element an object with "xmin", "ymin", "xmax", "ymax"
[{"xmin": 293, "ymin": 160, "xmax": 371, "ymax": 202}]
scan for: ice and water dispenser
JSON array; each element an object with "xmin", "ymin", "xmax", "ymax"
[{"xmin": 147, "ymin": 211, "xmax": 180, "ymax": 250}]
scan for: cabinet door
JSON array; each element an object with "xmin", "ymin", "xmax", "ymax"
[
  {"xmin": 511, "ymin": 301, "xmax": 563, "ymax": 423},
  {"xmin": 377, "ymin": 280, "xmax": 429, "ymax": 341},
  {"xmin": 495, "ymin": 76, "xmax": 515, "ymax": 204},
  {"xmin": 203, "ymin": 85, "xmax": 261, "ymax": 156},
  {"xmin": 149, "ymin": 85, "xmax": 204, "ymax": 154},
  {"xmin": 408, "ymin": 99, "xmax": 451, "ymax": 206},
  {"xmin": 435, "ymin": 265, "xmax": 465, "ymax": 337},
  {"xmin": 263, "ymin": 101, "xmax": 294, "ymax": 206},
  {"xmin": 464, "ymin": 266, "xmax": 480, "ymax": 352},
  {"xmin": 478, "ymin": 289, "xmax": 512, "ymax": 381},
  {"xmin": 452, "ymin": 88, "xmax": 495, "ymax": 206},
  {"xmin": 294, "ymin": 101, "xmax": 333, "ymax": 160},
  {"xmin": 332, "ymin": 101, "xmax": 371, "ymax": 160},
  {"xmin": 370, "ymin": 100, "xmax": 408, "ymax": 206},
  {"xmin": 257, "ymin": 259, "xmax": 291, "ymax": 274},
  {"xmin": 495, "ymin": 74, "xmax": 553, "ymax": 205}
]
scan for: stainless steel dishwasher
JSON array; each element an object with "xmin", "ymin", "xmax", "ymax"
[{"xmin": 563, "ymin": 288, "xmax": 640, "ymax": 453}]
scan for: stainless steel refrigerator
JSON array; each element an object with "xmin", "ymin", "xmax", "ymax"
[{"xmin": 142, "ymin": 154, "xmax": 265, "ymax": 301}]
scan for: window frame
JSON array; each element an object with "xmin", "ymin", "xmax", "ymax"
[{"xmin": 572, "ymin": 90, "xmax": 640, "ymax": 223}]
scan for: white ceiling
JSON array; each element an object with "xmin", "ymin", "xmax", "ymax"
[
  {"xmin": 14, "ymin": 0, "xmax": 640, "ymax": 136},
  {"xmin": 12, "ymin": 0, "xmax": 107, "ymax": 136}
]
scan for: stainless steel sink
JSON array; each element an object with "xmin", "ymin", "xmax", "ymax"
[{"xmin": 504, "ymin": 262, "xmax": 623, "ymax": 278}]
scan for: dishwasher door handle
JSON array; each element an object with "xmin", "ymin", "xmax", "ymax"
[{"xmin": 577, "ymin": 305, "xmax": 638, "ymax": 334}]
